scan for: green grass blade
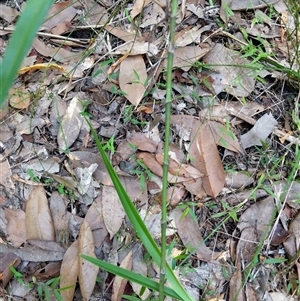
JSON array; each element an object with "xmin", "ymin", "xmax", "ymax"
[
  {"xmin": 84, "ymin": 117, "xmax": 195, "ymax": 301},
  {"xmin": 80, "ymin": 255, "xmax": 182, "ymax": 300},
  {"xmin": 0, "ymin": 0, "xmax": 55, "ymax": 105}
]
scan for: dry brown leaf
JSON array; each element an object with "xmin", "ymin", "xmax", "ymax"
[
  {"xmin": 127, "ymin": 132, "xmax": 158, "ymax": 153},
  {"xmin": 119, "ymin": 55, "xmax": 147, "ymax": 105},
  {"xmin": 105, "ymin": 25, "xmax": 144, "ymax": 43},
  {"xmin": 69, "ymin": 151, "xmax": 112, "ymax": 186},
  {"xmin": 171, "ymin": 208, "xmax": 214, "ymax": 261},
  {"xmin": 137, "ymin": 152, "xmax": 189, "ymax": 183},
  {"xmin": 32, "ymin": 38, "xmax": 82, "ymax": 63},
  {"xmin": 166, "ymin": 46, "xmax": 210, "ymax": 71},
  {"xmin": 78, "ymin": 221, "xmax": 98, "ymax": 301},
  {"xmin": 34, "ymin": 262, "xmax": 61, "ymax": 280},
  {"xmin": 183, "ymin": 178, "xmax": 206, "ymax": 199},
  {"xmin": 140, "ymin": 2, "xmax": 166, "ymax": 28},
  {"xmin": 57, "ymin": 96, "xmax": 84, "ymax": 152},
  {"xmin": 112, "ymin": 250, "xmax": 133, "ymax": 301},
  {"xmin": 8, "ymin": 86, "xmax": 31, "ymax": 109},
  {"xmin": 0, "ymin": 253, "xmax": 21, "ymax": 288},
  {"xmin": 130, "ymin": 0, "xmax": 152, "ymax": 19},
  {"xmin": 189, "ymin": 121, "xmax": 226, "ymax": 197},
  {"xmin": 49, "ymin": 192, "xmax": 69, "ymax": 243},
  {"xmin": 84, "ymin": 196, "xmax": 108, "ymax": 248},
  {"xmin": 203, "ymin": 43, "xmax": 255, "ymax": 97},
  {"xmin": 25, "ymin": 186, "xmax": 55, "ymax": 241},
  {"xmin": 60, "ymin": 240, "xmax": 79, "ymax": 301},
  {"xmin": 0, "ymin": 154, "xmax": 14, "ymax": 189},
  {"xmin": 283, "ymin": 212, "xmax": 300, "ymax": 259},
  {"xmin": 167, "ymin": 185, "xmax": 186, "ymax": 207},
  {"xmin": 4, "ymin": 208, "xmax": 26, "ymax": 247},
  {"xmin": 102, "ymin": 186, "xmax": 125, "ymax": 239},
  {"xmin": 43, "ymin": 1, "xmax": 77, "ymax": 33},
  {"xmin": 0, "ymin": 4, "xmax": 19, "ymax": 23},
  {"xmin": 155, "ymin": 154, "xmax": 203, "ymax": 178},
  {"xmin": 208, "ymin": 120, "xmax": 242, "ymax": 153}
]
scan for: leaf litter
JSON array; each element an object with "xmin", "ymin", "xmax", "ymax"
[{"xmin": 1, "ymin": 0, "xmax": 300, "ymax": 300}]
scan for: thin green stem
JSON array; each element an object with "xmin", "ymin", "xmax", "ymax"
[{"xmin": 159, "ymin": 0, "xmax": 177, "ymax": 300}]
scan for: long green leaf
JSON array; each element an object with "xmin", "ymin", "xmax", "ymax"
[
  {"xmin": 84, "ymin": 117, "xmax": 195, "ymax": 301},
  {"xmin": 80, "ymin": 255, "xmax": 182, "ymax": 300},
  {"xmin": 0, "ymin": 0, "xmax": 55, "ymax": 105}
]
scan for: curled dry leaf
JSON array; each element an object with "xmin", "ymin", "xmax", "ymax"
[
  {"xmin": 136, "ymin": 152, "xmax": 189, "ymax": 183},
  {"xmin": 119, "ymin": 55, "xmax": 147, "ymax": 106},
  {"xmin": 57, "ymin": 96, "xmax": 84, "ymax": 152},
  {"xmin": 60, "ymin": 240, "xmax": 79, "ymax": 301},
  {"xmin": 32, "ymin": 38, "xmax": 82, "ymax": 63},
  {"xmin": 0, "ymin": 252, "xmax": 21, "ymax": 288},
  {"xmin": 78, "ymin": 221, "xmax": 98, "ymax": 301},
  {"xmin": 25, "ymin": 185, "xmax": 55, "ymax": 241},
  {"xmin": 112, "ymin": 250, "xmax": 133, "ymax": 301}
]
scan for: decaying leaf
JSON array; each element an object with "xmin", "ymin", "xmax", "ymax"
[
  {"xmin": 43, "ymin": 1, "xmax": 77, "ymax": 33},
  {"xmin": 60, "ymin": 240, "xmax": 79, "ymax": 301},
  {"xmin": 112, "ymin": 250, "xmax": 133, "ymax": 301},
  {"xmin": 4, "ymin": 208, "xmax": 26, "ymax": 247},
  {"xmin": 171, "ymin": 208, "xmax": 215, "ymax": 261},
  {"xmin": 33, "ymin": 38, "xmax": 82, "ymax": 63},
  {"xmin": 119, "ymin": 55, "xmax": 147, "ymax": 105},
  {"xmin": 84, "ymin": 196, "xmax": 108, "ymax": 248},
  {"xmin": 203, "ymin": 43, "xmax": 256, "ymax": 97},
  {"xmin": 0, "ymin": 4, "xmax": 19, "ymax": 23},
  {"xmin": 240, "ymin": 113, "xmax": 278, "ymax": 149},
  {"xmin": 8, "ymin": 86, "xmax": 31, "ymax": 109},
  {"xmin": 0, "ymin": 154, "xmax": 14, "ymax": 190},
  {"xmin": 189, "ymin": 122, "xmax": 226, "ymax": 197},
  {"xmin": 102, "ymin": 186, "xmax": 125, "ymax": 238},
  {"xmin": 57, "ymin": 96, "xmax": 84, "ymax": 152},
  {"xmin": 127, "ymin": 132, "xmax": 158, "ymax": 153},
  {"xmin": 78, "ymin": 221, "xmax": 98, "ymax": 301},
  {"xmin": 25, "ymin": 186, "xmax": 55, "ymax": 241},
  {"xmin": 166, "ymin": 46, "xmax": 211, "ymax": 71},
  {"xmin": 0, "ymin": 252, "xmax": 21, "ymax": 288}
]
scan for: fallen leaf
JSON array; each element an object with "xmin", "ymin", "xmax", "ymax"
[
  {"xmin": 171, "ymin": 208, "xmax": 215, "ymax": 261},
  {"xmin": 127, "ymin": 132, "xmax": 158, "ymax": 153},
  {"xmin": 225, "ymin": 171, "xmax": 254, "ymax": 189},
  {"xmin": 8, "ymin": 86, "xmax": 31, "ymax": 109},
  {"xmin": 166, "ymin": 46, "xmax": 210, "ymax": 71},
  {"xmin": 229, "ymin": 0, "xmax": 278, "ymax": 10},
  {"xmin": 78, "ymin": 221, "xmax": 98, "ymax": 301},
  {"xmin": 140, "ymin": 2, "xmax": 166, "ymax": 28},
  {"xmin": 0, "ymin": 252, "xmax": 21, "ymax": 288},
  {"xmin": 43, "ymin": 1, "xmax": 77, "ymax": 33},
  {"xmin": 102, "ymin": 186, "xmax": 125, "ymax": 239},
  {"xmin": 84, "ymin": 196, "xmax": 108, "ymax": 248},
  {"xmin": 131, "ymin": 0, "xmax": 152, "ymax": 19},
  {"xmin": 32, "ymin": 38, "xmax": 82, "ymax": 63},
  {"xmin": 119, "ymin": 55, "xmax": 147, "ymax": 105},
  {"xmin": 4, "ymin": 208, "xmax": 26, "ymax": 247},
  {"xmin": 240, "ymin": 113, "xmax": 278, "ymax": 149},
  {"xmin": 34, "ymin": 262, "xmax": 61, "ymax": 280},
  {"xmin": 25, "ymin": 186, "xmax": 55, "ymax": 241},
  {"xmin": 0, "ymin": 4, "xmax": 19, "ymax": 23},
  {"xmin": 57, "ymin": 96, "xmax": 84, "ymax": 152},
  {"xmin": 0, "ymin": 154, "xmax": 14, "ymax": 189},
  {"xmin": 189, "ymin": 121, "xmax": 226, "ymax": 197},
  {"xmin": 203, "ymin": 43, "xmax": 256, "ymax": 97},
  {"xmin": 60, "ymin": 240, "xmax": 79, "ymax": 301},
  {"xmin": 208, "ymin": 120, "xmax": 243, "ymax": 153},
  {"xmin": 112, "ymin": 250, "xmax": 132, "ymax": 301}
]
